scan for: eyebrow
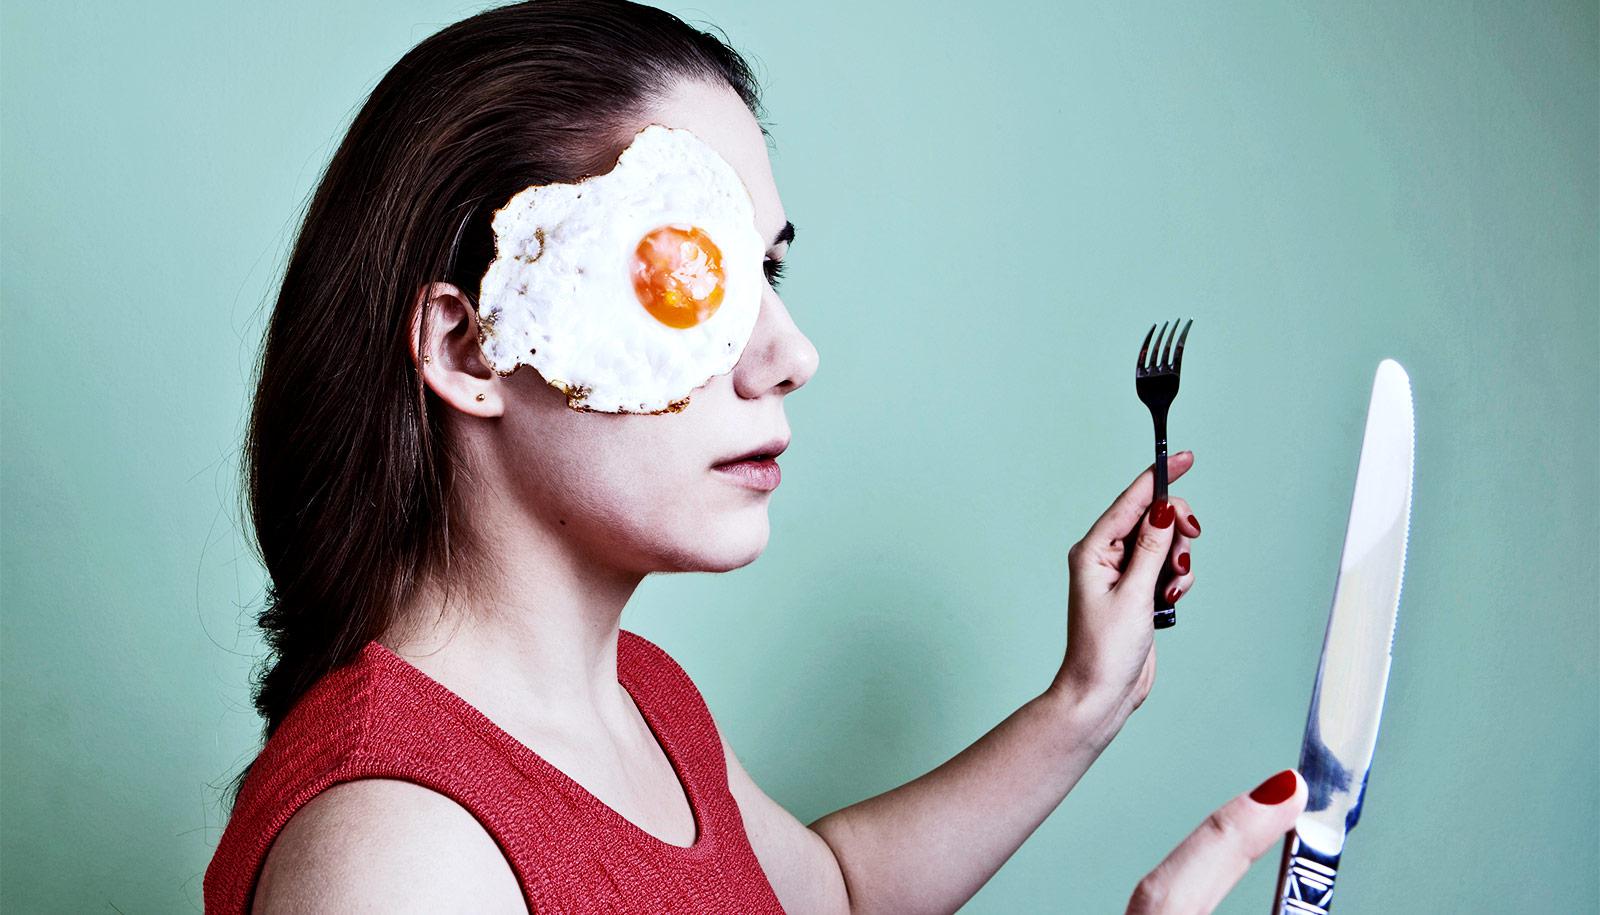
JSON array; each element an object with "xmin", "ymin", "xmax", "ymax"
[{"xmin": 772, "ymin": 221, "xmax": 795, "ymax": 248}]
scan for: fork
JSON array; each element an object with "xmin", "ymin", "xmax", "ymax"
[{"xmin": 1136, "ymin": 319, "xmax": 1193, "ymax": 630}]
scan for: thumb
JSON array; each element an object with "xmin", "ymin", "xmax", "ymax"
[
  {"xmin": 1118, "ymin": 498, "xmax": 1179, "ymax": 597},
  {"xmin": 1126, "ymin": 770, "xmax": 1307, "ymax": 915}
]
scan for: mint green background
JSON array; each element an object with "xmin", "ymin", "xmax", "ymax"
[{"xmin": 3, "ymin": 2, "xmax": 1596, "ymax": 911}]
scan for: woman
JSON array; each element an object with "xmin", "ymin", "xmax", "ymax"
[{"xmin": 205, "ymin": 2, "xmax": 1307, "ymax": 912}]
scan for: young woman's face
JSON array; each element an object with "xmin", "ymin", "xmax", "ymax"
[{"xmin": 462, "ymin": 78, "xmax": 818, "ymax": 576}]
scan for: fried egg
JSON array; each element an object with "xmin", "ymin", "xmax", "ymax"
[{"xmin": 476, "ymin": 124, "xmax": 765, "ymax": 413}]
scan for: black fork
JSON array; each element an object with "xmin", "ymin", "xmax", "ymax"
[{"xmin": 1136, "ymin": 319, "xmax": 1192, "ymax": 630}]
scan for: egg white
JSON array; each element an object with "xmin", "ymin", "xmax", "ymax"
[{"xmin": 477, "ymin": 124, "xmax": 765, "ymax": 413}]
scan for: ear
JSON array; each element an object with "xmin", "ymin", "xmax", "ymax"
[{"xmin": 409, "ymin": 282, "xmax": 503, "ymax": 418}]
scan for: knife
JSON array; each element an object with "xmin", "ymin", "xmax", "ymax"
[{"xmin": 1272, "ymin": 358, "xmax": 1414, "ymax": 915}]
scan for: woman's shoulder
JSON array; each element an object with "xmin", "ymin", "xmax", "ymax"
[
  {"xmin": 251, "ymin": 778, "xmax": 524, "ymax": 913},
  {"xmin": 242, "ymin": 632, "xmax": 706, "ymax": 913},
  {"xmin": 616, "ymin": 629, "xmax": 720, "ymax": 725},
  {"xmin": 207, "ymin": 642, "xmax": 515, "ymax": 913},
  {"xmin": 616, "ymin": 627, "xmax": 698, "ymax": 692},
  {"xmin": 236, "ymin": 642, "xmax": 431, "ymax": 791},
  {"xmin": 215, "ymin": 632, "xmax": 717, "ymax": 913}
]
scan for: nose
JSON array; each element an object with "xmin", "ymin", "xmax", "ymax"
[{"xmin": 731, "ymin": 291, "xmax": 819, "ymax": 399}]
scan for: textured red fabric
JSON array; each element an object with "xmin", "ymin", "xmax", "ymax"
[{"xmin": 204, "ymin": 630, "xmax": 785, "ymax": 914}]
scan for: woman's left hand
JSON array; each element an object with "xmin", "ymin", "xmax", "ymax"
[
  {"xmin": 1126, "ymin": 768, "xmax": 1307, "ymax": 914},
  {"xmin": 1049, "ymin": 450, "xmax": 1201, "ymax": 721}
]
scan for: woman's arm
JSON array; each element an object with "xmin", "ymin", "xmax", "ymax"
[
  {"xmin": 724, "ymin": 679, "xmax": 1126, "ymax": 915},
  {"xmin": 809, "ymin": 680, "xmax": 1129, "ymax": 913},
  {"xmin": 727, "ymin": 455, "xmax": 1201, "ymax": 915}
]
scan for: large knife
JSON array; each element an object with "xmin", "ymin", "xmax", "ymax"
[{"xmin": 1272, "ymin": 359, "xmax": 1414, "ymax": 915}]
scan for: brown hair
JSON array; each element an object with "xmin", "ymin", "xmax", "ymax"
[{"xmin": 233, "ymin": 0, "xmax": 762, "ymax": 803}]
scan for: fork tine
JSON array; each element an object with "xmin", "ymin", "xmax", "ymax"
[
  {"xmin": 1160, "ymin": 318, "xmax": 1180, "ymax": 368},
  {"xmin": 1151, "ymin": 321, "xmax": 1170, "ymax": 371},
  {"xmin": 1137, "ymin": 324, "xmax": 1156, "ymax": 373},
  {"xmin": 1172, "ymin": 319, "xmax": 1192, "ymax": 374}
]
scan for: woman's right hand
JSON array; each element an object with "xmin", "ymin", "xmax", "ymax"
[
  {"xmin": 1048, "ymin": 451, "xmax": 1202, "ymax": 722},
  {"xmin": 1126, "ymin": 769, "xmax": 1308, "ymax": 914}
]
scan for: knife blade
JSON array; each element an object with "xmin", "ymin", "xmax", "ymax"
[{"xmin": 1272, "ymin": 358, "xmax": 1414, "ymax": 915}]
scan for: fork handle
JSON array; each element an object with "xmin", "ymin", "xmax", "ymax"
[
  {"xmin": 1152, "ymin": 414, "xmax": 1170, "ymax": 498},
  {"xmin": 1154, "ymin": 596, "xmax": 1177, "ymax": 629},
  {"xmin": 1152, "ymin": 420, "xmax": 1177, "ymax": 629}
]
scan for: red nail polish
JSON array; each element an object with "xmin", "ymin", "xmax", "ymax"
[
  {"xmin": 1176, "ymin": 552, "xmax": 1190, "ymax": 573},
  {"xmin": 1249, "ymin": 769, "xmax": 1298, "ymax": 805},
  {"xmin": 1188, "ymin": 514, "xmax": 1201, "ymax": 534},
  {"xmin": 1152, "ymin": 500, "xmax": 1174, "ymax": 529},
  {"xmin": 1166, "ymin": 585, "xmax": 1182, "ymax": 603}
]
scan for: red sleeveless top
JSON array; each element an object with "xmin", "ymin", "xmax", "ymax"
[{"xmin": 204, "ymin": 630, "xmax": 785, "ymax": 914}]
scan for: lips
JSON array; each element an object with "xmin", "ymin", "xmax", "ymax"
[
  {"xmin": 713, "ymin": 436, "xmax": 790, "ymax": 466},
  {"xmin": 712, "ymin": 439, "xmax": 785, "ymax": 493}
]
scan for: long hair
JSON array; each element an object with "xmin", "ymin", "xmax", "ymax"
[{"xmin": 233, "ymin": 0, "xmax": 762, "ymax": 805}]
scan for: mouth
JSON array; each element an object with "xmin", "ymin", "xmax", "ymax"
[{"xmin": 711, "ymin": 436, "xmax": 789, "ymax": 493}]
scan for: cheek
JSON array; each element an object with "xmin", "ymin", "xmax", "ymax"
[
  {"xmin": 542, "ymin": 450, "xmax": 742, "ymax": 573},
  {"xmin": 489, "ymin": 373, "xmax": 767, "ymax": 569},
  {"xmin": 499, "ymin": 403, "xmax": 702, "ymax": 523}
]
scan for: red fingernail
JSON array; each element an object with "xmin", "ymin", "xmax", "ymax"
[
  {"xmin": 1166, "ymin": 585, "xmax": 1182, "ymax": 603},
  {"xmin": 1188, "ymin": 513, "xmax": 1201, "ymax": 534},
  {"xmin": 1249, "ymin": 769, "xmax": 1298, "ymax": 805},
  {"xmin": 1151, "ymin": 500, "xmax": 1174, "ymax": 529},
  {"xmin": 1176, "ymin": 552, "xmax": 1190, "ymax": 573}
]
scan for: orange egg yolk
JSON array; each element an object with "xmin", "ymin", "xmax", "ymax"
[{"xmin": 630, "ymin": 224, "xmax": 726, "ymax": 329}]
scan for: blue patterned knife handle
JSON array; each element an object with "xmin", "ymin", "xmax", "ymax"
[{"xmin": 1273, "ymin": 831, "xmax": 1341, "ymax": 914}]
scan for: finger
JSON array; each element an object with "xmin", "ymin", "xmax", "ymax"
[
  {"xmin": 1110, "ymin": 521, "xmax": 1195, "ymax": 594},
  {"xmin": 1163, "ymin": 494, "xmax": 1202, "ymax": 540},
  {"xmin": 1162, "ymin": 569, "xmax": 1194, "ymax": 606},
  {"xmin": 1082, "ymin": 451, "xmax": 1195, "ymax": 553},
  {"xmin": 1168, "ymin": 530, "xmax": 1194, "ymax": 579},
  {"xmin": 1116, "ymin": 499, "xmax": 1179, "ymax": 596},
  {"xmin": 1126, "ymin": 770, "xmax": 1307, "ymax": 915}
]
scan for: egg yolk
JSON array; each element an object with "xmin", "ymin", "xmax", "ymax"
[{"xmin": 631, "ymin": 224, "xmax": 726, "ymax": 329}]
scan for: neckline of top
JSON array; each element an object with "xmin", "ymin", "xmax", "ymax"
[{"xmin": 359, "ymin": 631, "xmax": 712, "ymax": 857}]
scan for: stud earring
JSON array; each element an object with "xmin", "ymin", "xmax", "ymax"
[{"xmin": 475, "ymin": 393, "xmax": 486, "ymax": 402}]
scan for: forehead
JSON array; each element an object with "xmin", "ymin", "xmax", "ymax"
[{"xmin": 637, "ymin": 79, "xmax": 785, "ymax": 243}]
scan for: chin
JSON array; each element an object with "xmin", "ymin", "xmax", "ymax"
[{"xmin": 663, "ymin": 513, "xmax": 771, "ymax": 573}]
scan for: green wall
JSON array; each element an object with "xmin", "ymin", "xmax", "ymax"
[{"xmin": 3, "ymin": 1, "xmax": 1595, "ymax": 911}]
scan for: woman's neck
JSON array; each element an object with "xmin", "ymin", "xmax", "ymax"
[{"xmin": 383, "ymin": 535, "xmax": 647, "ymax": 736}]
